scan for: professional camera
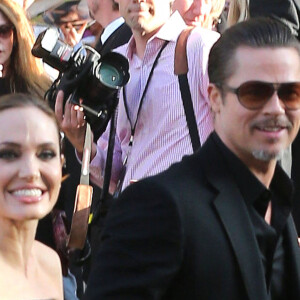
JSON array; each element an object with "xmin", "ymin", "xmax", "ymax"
[{"xmin": 32, "ymin": 27, "xmax": 130, "ymax": 128}]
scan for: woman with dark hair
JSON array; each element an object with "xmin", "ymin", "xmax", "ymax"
[
  {"xmin": 0, "ymin": 0, "xmax": 50, "ymax": 98},
  {"xmin": 0, "ymin": 93, "xmax": 63, "ymax": 299}
]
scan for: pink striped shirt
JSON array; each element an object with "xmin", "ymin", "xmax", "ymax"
[{"xmin": 90, "ymin": 12, "xmax": 220, "ymax": 191}]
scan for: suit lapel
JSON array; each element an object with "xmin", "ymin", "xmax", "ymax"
[
  {"xmin": 100, "ymin": 23, "xmax": 132, "ymax": 56},
  {"xmin": 198, "ymin": 137, "xmax": 268, "ymax": 300},
  {"xmin": 213, "ymin": 188, "xmax": 268, "ymax": 300}
]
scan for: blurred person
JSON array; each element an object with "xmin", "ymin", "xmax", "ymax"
[
  {"xmin": 0, "ymin": 93, "xmax": 63, "ymax": 300},
  {"xmin": 227, "ymin": 0, "xmax": 249, "ymax": 26},
  {"xmin": 58, "ymin": 9, "xmax": 88, "ymax": 47},
  {"xmin": 249, "ymin": 0, "xmax": 300, "ymax": 41},
  {"xmin": 87, "ymin": 0, "xmax": 132, "ymax": 55},
  {"xmin": 172, "ymin": 0, "xmax": 225, "ymax": 29},
  {"xmin": 12, "ymin": 0, "xmax": 34, "ymax": 9},
  {"xmin": 84, "ymin": 18, "xmax": 300, "ymax": 299},
  {"xmin": 0, "ymin": 0, "xmax": 50, "ymax": 98},
  {"xmin": 81, "ymin": 20, "xmax": 104, "ymax": 45},
  {"xmin": 43, "ymin": 1, "xmax": 90, "ymax": 47}
]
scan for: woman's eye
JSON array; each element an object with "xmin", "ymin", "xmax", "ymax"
[
  {"xmin": 38, "ymin": 150, "xmax": 56, "ymax": 160},
  {"xmin": 0, "ymin": 150, "xmax": 19, "ymax": 160}
]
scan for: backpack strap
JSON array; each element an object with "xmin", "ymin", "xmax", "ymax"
[{"xmin": 174, "ymin": 27, "xmax": 201, "ymax": 152}]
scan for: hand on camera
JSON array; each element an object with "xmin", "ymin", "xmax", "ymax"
[{"xmin": 55, "ymin": 90, "xmax": 87, "ymax": 154}]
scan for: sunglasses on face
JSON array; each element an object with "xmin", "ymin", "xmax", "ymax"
[
  {"xmin": 219, "ymin": 81, "xmax": 300, "ymax": 110},
  {"xmin": 0, "ymin": 24, "xmax": 13, "ymax": 38},
  {"xmin": 58, "ymin": 21, "xmax": 87, "ymax": 31}
]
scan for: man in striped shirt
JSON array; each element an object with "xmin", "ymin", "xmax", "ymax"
[{"xmin": 55, "ymin": 0, "xmax": 220, "ymax": 193}]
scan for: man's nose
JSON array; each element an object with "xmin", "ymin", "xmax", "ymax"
[{"xmin": 261, "ymin": 92, "xmax": 286, "ymax": 115}]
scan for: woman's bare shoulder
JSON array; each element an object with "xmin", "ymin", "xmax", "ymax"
[
  {"xmin": 33, "ymin": 241, "xmax": 63, "ymax": 299},
  {"xmin": 34, "ymin": 241, "xmax": 61, "ymax": 270}
]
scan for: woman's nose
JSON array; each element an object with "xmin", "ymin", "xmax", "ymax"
[{"xmin": 18, "ymin": 158, "xmax": 41, "ymax": 181}]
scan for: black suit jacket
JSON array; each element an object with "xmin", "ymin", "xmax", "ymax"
[
  {"xmin": 292, "ymin": 132, "xmax": 300, "ymax": 233},
  {"xmin": 84, "ymin": 134, "xmax": 300, "ymax": 299},
  {"xmin": 95, "ymin": 23, "xmax": 132, "ymax": 57},
  {"xmin": 249, "ymin": 0, "xmax": 300, "ymax": 39}
]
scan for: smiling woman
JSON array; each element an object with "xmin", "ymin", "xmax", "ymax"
[{"xmin": 0, "ymin": 93, "xmax": 63, "ymax": 300}]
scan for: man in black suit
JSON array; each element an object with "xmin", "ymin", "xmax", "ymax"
[
  {"xmin": 87, "ymin": 0, "xmax": 132, "ymax": 55},
  {"xmin": 84, "ymin": 18, "xmax": 300, "ymax": 299}
]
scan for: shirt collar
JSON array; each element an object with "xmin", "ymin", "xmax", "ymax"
[
  {"xmin": 101, "ymin": 17, "xmax": 125, "ymax": 44},
  {"xmin": 155, "ymin": 11, "xmax": 187, "ymax": 42},
  {"xmin": 211, "ymin": 132, "xmax": 294, "ymax": 208}
]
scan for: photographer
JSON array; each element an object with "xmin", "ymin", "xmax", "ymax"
[{"xmin": 55, "ymin": 0, "xmax": 219, "ymax": 198}]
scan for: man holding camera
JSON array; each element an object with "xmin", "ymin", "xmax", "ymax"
[
  {"xmin": 83, "ymin": 18, "xmax": 300, "ymax": 299},
  {"xmin": 55, "ymin": 0, "xmax": 219, "ymax": 194}
]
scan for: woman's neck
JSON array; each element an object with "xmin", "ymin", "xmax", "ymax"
[{"xmin": 0, "ymin": 219, "xmax": 38, "ymax": 275}]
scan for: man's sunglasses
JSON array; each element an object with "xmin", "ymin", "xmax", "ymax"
[
  {"xmin": 218, "ymin": 81, "xmax": 300, "ymax": 110},
  {"xmin": 0, "ymin": 24, "xmax": 14, "ymax": 38},
  {"xmin": 58, "ymin": 21, "xmax": 87, "ymax": 31}
]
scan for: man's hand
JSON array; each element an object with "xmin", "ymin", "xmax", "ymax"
[
  {"xmin": 55, "ymin": 90, "xmax": 86, "ymax": 153},
  {"xmin": 60, "ymin": 22, "xmax": 87, "ymax": 47}
]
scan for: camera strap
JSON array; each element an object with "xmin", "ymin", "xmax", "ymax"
[
  {"xmin": 114, "ymin": 40, "xmax": 169, "ymax": 196},
  {"xmin": 174, "ymin": 27, "xmax": 201, "ymax": 152},
  {"xmin": 67, "ymin": 123, "xmax": 93, "ymax": 250}
]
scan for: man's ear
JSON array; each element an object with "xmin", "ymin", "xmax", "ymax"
[{"xmin": 208, "ymin": 83, "xmax": 222, "ymax": 114}]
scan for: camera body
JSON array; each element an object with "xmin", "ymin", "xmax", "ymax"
[{"xmin": 32, "ymin": 27, "xmax": 130, "ymax": 127}]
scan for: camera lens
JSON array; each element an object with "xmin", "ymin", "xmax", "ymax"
[{"xmin": 98, "ymin": 62, "xmax": 123, "ymax": 88}]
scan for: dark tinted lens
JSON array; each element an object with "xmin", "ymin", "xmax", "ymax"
[
  {"xmin": 278, "ymin": 83, "xmax": 300, "ymax": 110},
  {"xmin": 60, "ymin": 21, "xmax": 86, "ymax": 31},
  {"xmin": 238, "ymin": 81, "xmax": 274, "ymax": 109},
  {"xmin": 0, "ymin": 25, "xmax": 13, "ymax": 38}
]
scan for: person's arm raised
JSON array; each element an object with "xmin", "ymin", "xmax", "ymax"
[{"xmin": 55, "ymin": 90, "xmax": 97, "ymax": 160}]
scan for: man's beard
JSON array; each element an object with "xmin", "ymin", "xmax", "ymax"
[
  {"xmin": 252, "ymin": 149, "xmax": 284, "ymax": 162},
  {"xmin": 250, "ymin": 115, "xmax": 292, "ymax": 162}
]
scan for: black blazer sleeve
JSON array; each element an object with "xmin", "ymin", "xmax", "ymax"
[{"xmin": 84, "ymin": 179, "xmax": 184, "ymax": 300}]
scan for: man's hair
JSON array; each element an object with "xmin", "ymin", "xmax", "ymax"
[
  {"xmin": 208, "ymin": 18, "xmax": 300, "ymax": 86},
  {"xmin": 112, "ymin": 0, "xmax": 119, "ymax": 11}
]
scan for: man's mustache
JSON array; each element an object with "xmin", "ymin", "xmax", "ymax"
[{"xmin": 251, "ymin": 116, "xmax": 293, "ymax": 130}]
